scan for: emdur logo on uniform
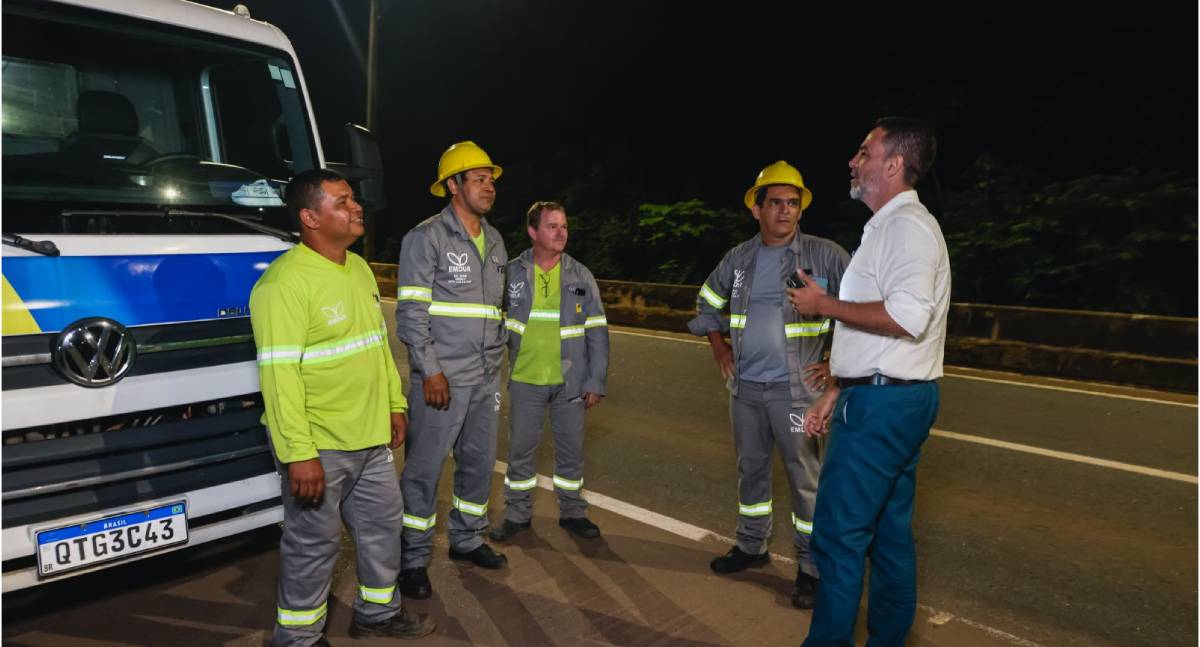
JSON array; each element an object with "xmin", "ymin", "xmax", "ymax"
[
  {"xmin": 53, "ymin": 317, "xmax": 136, "ymax": 387},
  {"xmin": 508, "ymin": 281, "xmax": 524, "ymax": 301},
  {"xmin": 447, "ymin": 252, "xmax": 471, "ymax": 273},
  {"xmin": 321, "ymin": 301, "xmax": 347, "ymax": 326},
  {"xmin": 789, "ymin": 412, "xmax": 805, "ymax": 434}
]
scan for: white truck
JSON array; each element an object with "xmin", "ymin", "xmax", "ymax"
[{"xmin": 1, "ymin": 0, "xmax": 383, "ymax": 590}]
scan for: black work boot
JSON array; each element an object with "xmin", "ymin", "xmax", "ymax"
[
  {"xmin": 489, "ymin": 519, "xmax": 531, "ymax": 542},
  {"xmin": 349, "ymin": 608, "xmax": 436, "ymax": 639},
  {"xmin": 709, "ymin": 546, "xmax": 770, "ymax": 574},
  {"xmin": 397, "ymin": 567, "xmax": 432, "ymax": 599},
  {"xmin": 449, "ymin": 543, "xmax": 508, "ymax": 569},
  {"xmin": 559, "ymin": 517, "xmax": 601, "ymax": 539},
  {"xmin": 791, "ymin": 568, "xmax": 819, "ymax": 609}
]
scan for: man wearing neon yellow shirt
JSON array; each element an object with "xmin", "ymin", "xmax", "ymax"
[
  {"xmin": 490, "ymin": 201, "xmax": 609, "ymax": 542},
  {"xmin": 251, "ymin": 169, "xmax": 434, "ymax": 645}
]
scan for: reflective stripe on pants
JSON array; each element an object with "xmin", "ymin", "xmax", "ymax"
[
  {"xmin": 272, "ymin": 445, "xmax": 403, "ymax": 646},
  {"xmin": 400, "ymin": 373, "xmax": 500, "ymax": 569},
  {"xmin": 730, "ymin": 380, "xmax": 822, "ymax": 575},
  {"xmin": 501, "ymin": 380, "xmax": 588, "ymax": 523}
]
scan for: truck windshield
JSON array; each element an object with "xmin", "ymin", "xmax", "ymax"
[{"xmin": 2, "ymin": 2, "xmax": 317, "ymax": 234}]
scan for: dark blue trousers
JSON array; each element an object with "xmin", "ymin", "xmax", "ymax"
[{"xmin": 802, "ymin": 382, "xmax": 939, "ymax": 647}]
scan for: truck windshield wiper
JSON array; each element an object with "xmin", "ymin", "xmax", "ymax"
[
  {"xmin": 2, "ymin": 233, "xmax": 60, "ymax": 257},
  {"xmin": 167, "ymin": 210, "xmax": 299, "ymax": 243},
  {"xmin": 60, "ymin": 209, "xmax": 299, "ymax": 244}
]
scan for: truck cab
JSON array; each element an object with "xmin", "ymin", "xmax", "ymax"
[{"xmin": 2, "ymin": 0, "xmax": 330, "ymax": 590}]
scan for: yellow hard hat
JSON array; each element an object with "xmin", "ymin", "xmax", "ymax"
[
  {"xmin": 743, "ymin": 160, "xmax": 813, "ymax": 210},
  {"xmin": 430, "ymin": 141, "xmax": 503, "ymax": 197}
]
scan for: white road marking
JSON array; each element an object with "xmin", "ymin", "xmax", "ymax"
[
  {"xmin": 939, "ymin": 372, "xmax": 1196, "ymax": 408},
  {"xmin": 492, "ymin": 459, "xmax": 1044, "ymax": 647},
  {"xmin": 608, "ymin": 328, "xmax": 1195, "ymax": 407},
  {"xmin": 931, "ymin": 429, "xmax": 1197, "ymax": 484}
]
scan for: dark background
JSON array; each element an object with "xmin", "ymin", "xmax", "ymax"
[{"xmin": 200, "ymin": 0, "xmax": 1197, "ymax": 315}]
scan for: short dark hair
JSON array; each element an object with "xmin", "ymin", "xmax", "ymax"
[
  {"xmin": 285, "ymin": 168, "xmax": 346, "ymax": 223},
  {"xmin": 875, "ymin": 116, "xmax": 937, "ymax": 186},
  {"xmin": 527, "ymin": 201, "xmax": 566, "ymax": 229}
]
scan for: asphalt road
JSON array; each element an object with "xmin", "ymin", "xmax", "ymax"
[
  {"xmin": 564, "ymin": 327, "xmax": 1197, "ymax": 647},
  {"xmin": 4, "ymin": 313, "xmax": 1195, "ymax": 647}
]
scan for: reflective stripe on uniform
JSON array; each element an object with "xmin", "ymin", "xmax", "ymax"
[
  {"xmin": 505, "ymin": 319, "xmax": 526, "ymax": 335},
  {"xmin": 257, "ymin": 345, "xmax": 302, "ymax": 366},
  {"xmin": 428, "ymin": 301, "xmax": 502, "ymax": 319},
  {"xmin": 397, "ymin": 285, "xmax": 432, "ymax": 302},
  {"xmin": 528, "ymin": 308, "xmax": 560, "ymax": 322},
  {"xmin": 402, "ymin": 512, "xmax": 436, "ymax": 531},
  {"xmin": 729, "ymin": 314, "xmax": 747, "ymax": 329},
  {"xmin": 301, "ymin": 331, "xmax": 386, "ymax": 365},
  {"xmin": 560, "ymin": 325, "xmax": 585, "ymax": 339},
  {"xmin": 585, "ymin": 315, "xmax": 607, "ymax": 328},
  {"xmin": 505, "ymin": 475, "xmax": 538, "ymax": 491},
  {"xmin": 359, "ymin": 584, "xmax": 396, "ymax": 604},
  {"xmin": 552, "ymin": 474, "xmax": 583, "ymax": 491},
  {"xmin": 791, "ymin": 512, "xmax": 813, "ymax": 535},
  {"xmin": 277, "ymin": 602, "xmax": 328, "ymax": 626},
  {"xmin": 739, "ymin": 500, "xmax": 772, "ymax": 517},
  {"xmin": 699, "ymin": 283, "xmax": 728, "ymax": 309},
  {"xmin": 452, "ymin": 495, "xmax": 488, "ymax": 516},
  {"xmin": 785, "ymin": 319, "xmax": 831, "ymax": 338}
]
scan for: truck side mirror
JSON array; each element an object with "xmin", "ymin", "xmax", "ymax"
[{"xmin": 329, "ymin": 123, "xmax": 386, "ymax": 211}]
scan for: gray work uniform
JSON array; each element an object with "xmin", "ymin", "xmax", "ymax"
[
  {"xmin": 688, "ymin": 232, "xmax": 849, "ymax": 575},
  {"xmin": 273, "ymin": 446, "xmax": 403, "ymax": 647},
  {"xmin": 395, "ymin": 205, "xmax": 508, "ymax": 568},
  {"xmin": 500, "ymin": 251, "xmax": 609, "ymax": 522}
]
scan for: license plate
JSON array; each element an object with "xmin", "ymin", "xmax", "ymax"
[{"xmin": 35, "ymin": 501, "xmax": 189, "ymax": 578}]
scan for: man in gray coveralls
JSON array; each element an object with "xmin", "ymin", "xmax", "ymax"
[{"xmin": 689, "ymin": 160, "xmax": 849, "ymax": 609}]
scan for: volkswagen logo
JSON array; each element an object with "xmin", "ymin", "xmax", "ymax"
[{"xmin": 52, "ymin": 318, "xmax": 137, "ymax": 387}]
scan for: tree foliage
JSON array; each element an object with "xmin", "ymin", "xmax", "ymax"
[{"xmin": 943, "ymin": 157, "xmax": 1196, "ymax": 316}]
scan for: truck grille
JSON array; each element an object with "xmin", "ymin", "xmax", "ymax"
[{"xmin": 1, "ymin": 394, "xmax": 275, "ymax": 529}]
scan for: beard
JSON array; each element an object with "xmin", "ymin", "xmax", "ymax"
[{"xmin": 849, "ymin": 181, "xmax": 865, "ymax": 201}]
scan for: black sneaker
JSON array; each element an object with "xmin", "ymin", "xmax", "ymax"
[
  {"xmin": 489, "ymin": 519, "xmax": 531, "ymax": 542},
  {"xmin": 397, "ymin": 567, "xmax": 432, "ymax": 599},
  {"xmin": 349, "ymin": 609, "xmax": 436, "ymax": 639},
  {"xmin": 709, "ymin": 546, "xmax": 769, "ymax": 574},
  {"xmin": 559, "ymin": 516, "xmax": 601, "ymax": 539},
  {"xmin": 449, "ymin": 543, "xmax": 507, "ymax": 569},
  {"xmin": 791, "ymin": 569, "xmax": 819, "ymax": 609}
]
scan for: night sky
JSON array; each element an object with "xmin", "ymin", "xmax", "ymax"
[{"xmin": 199, "ymin": 1, "xmax": 1196, "ymax": 249}]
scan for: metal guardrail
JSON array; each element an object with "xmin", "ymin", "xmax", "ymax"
[{"xmin": 369, "ymin": 262, "xmax": 1197, "ymax": 392}]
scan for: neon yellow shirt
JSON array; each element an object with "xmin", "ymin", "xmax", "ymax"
[
  {"xmin": 472, "ymin": 231, "xmax": 485, "ymax": 259},
  {"xmin": 250, "ymin": 243, "xmax": 406, "ymax": 463},
  {"xmin": 511, "ymin": 262, "xmax": 563, "ymax": 385}
]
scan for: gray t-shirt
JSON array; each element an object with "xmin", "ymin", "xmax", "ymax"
[{"xmin": 738, "ymin": 244, "xmax": 789, "ymax": 383}]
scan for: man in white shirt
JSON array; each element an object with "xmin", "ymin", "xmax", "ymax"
[{"xmin": 787, "ymin": 117, "xmax": 950, "ymax": 647}]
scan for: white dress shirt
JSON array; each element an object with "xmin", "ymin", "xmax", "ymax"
[{"xmin": 830, "ymin": 191, "xmax": 951, "ymax": 381}]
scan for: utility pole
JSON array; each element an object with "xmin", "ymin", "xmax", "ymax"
[{"xmin": 363, "ymin": 0, "xmax": 379, "ymax": 261}]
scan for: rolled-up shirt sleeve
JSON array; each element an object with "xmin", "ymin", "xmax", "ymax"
[{"xmin": 878, "ymin": 215, "xmax": 940, "ymax": 339}]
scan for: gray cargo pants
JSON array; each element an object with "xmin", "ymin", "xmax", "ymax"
[
  {"xmin": 400, "ymin": 373, "xmax": 500, "ymax": 569},
  {"xmin": 731, "ymin": 380, "xmax": 821, "ymax": 577},
  {"xmin": 273, "ymin": 445, "xmax": 403, "ymax": 647},
  {"xmin": 501, "ymin": 380, "xmax": 589, "ymax": 523}
]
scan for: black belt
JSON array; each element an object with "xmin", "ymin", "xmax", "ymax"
[{"xmin": 837, "ymin": 374, "xmax": 930, "ymax": 388}]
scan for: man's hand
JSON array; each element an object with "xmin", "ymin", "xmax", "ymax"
[
  {"xmin": 423, "ymin": 372, "xmax": 450, "ymax": 410},
  {"xmin": 390, "ymin": 411, "xmax": 408, "ymax": 449},
  {"xmin": 804, "ymin": 385, "xmax": 840, "ymax": 438},
  {"xmin": 707, "ymin": 331, "xmax": 736, "ymax": 380},
  {"xmin": 803, "ymin": 361, "xmax": 832, "ymax": 391},
  {"xmin": 787, "ymin": 268, "xmax": 829, "ymax": 316},
  {"xmin": 583, "ymin": 392, "xmax": 602, "ymax": 409},
  {"xmin": 288, "ymin": 458, "xmax": 325, "ymax": 505}
]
